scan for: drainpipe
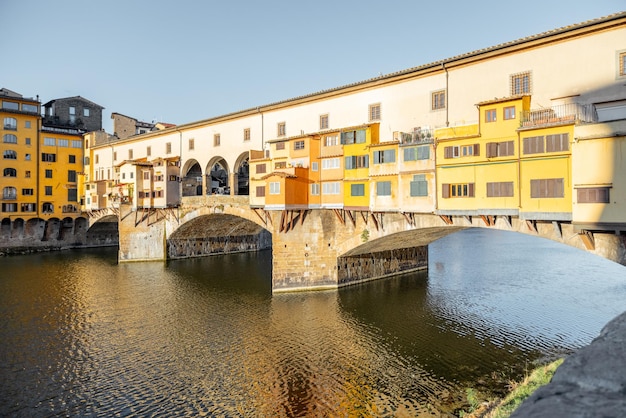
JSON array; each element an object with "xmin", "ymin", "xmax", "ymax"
[
  {"xmin": 442, "ymin": 62, "xmax": 449, "ymax": 127},
  {"xmin": 257, "ymin": 107, "xmax": 265, "ymax": 155}
]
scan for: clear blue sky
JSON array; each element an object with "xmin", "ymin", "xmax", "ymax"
[{"xmin": 1, "ymin": 0, "xmax": 623, "ymax": 133}]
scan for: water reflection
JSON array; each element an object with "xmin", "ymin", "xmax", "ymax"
[{"xmin": 0, "ymin": 229, "xmax": 624, "ymax": 417}]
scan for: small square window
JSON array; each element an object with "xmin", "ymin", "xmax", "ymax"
[{"xmin": 369, "ymin": 103, "xmax": 381, "ymax": 121}]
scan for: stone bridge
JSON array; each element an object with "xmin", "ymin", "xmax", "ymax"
[{"xmin": 114, "ymin": 196, "xmax": 626, "ymax": 292}]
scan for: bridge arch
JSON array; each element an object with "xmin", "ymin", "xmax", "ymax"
[{"xmin": 167, "ymin": 213, "xmax": 271, "ymax": 259}]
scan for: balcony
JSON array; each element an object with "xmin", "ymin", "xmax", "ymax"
[
  {"xmin": 394, "ymin": 128, "xmax": 434, "ymax": 146},
  {"xmin": 521, "ymin": 103, "xmax": 597, "ymax": 128}
]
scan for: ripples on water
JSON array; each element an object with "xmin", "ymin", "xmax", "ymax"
[{"xmin": 0, "ymin": 229, "xmax": 625, "ymax": 417}]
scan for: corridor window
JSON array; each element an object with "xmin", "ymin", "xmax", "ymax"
[
  {"xmin": 577, "ymin": 187, "xmax": 610, "ymax": 203},
  {"xmin": 44, "ymin": 137, "xmax": 56, "ymax": 146},
  {"xmin": 369, "ymin": 103, "xmax": 381, "ymax": 121},
  {"xmin": 486, "ymin": 181, "xmax": 514, "ymax": 197},
  {"xmin": 432, "ymin": 90, "xmax": 446, "ymax": 110},
  {"xmin": 320, "ymin": 114, "xmax": 329, "ymax": 130},
  {"xmin": 510, "ymin": 71, "xmax": 531, "ymax": 95},
  {"xmin": 523, "ymin": 136, "xmax": 545, "ymax": 154}
]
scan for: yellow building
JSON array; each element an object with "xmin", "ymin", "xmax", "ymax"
[
  {"xmin": 1, "ymin": 88, "xmax": 40, "ymax": 220},
  {"xmin": 39, "ymin": 127, "xmax": 84, "ymax": 218},
  {"xmin": 397, "ymin": 128, "xmax": 436, "ymax": 214},
  {"xmin": 248, "ymin": 150, "xmax": 270, "ymax": 208},
  {"xmin": 343, "ymin": 124, "xmax": 378, "ymax": 211}
]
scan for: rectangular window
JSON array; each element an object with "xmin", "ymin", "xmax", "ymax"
[
  {"xmin": 45, "ymin": 186, "xmax": 53, "ymax": 196},
  {"xmin": 256, "ymin": 164, "xmax": 267, "ymax": 174},
  {"xmin": 410, "ymin": 174, "xmax": 428, "ymax": 196},
  {"xmin": 311, "ymin": 162, "xmax": 318, "ymax": 171},
  {"xmin": 294, "ymin": 140, "xmax": 305, "ymax": 150},
  {"xmin": 68, "ymin": 188, "xmax": 77, "ymax": 202},
  {"xmin": 143, "ymin": 171, "xmax": 150, "ymax": 180},
  {"xmin": 22, "ymin": 188, "xmax": 34, "ymax": 195},
  {"xmin": 68, "ymin": 170, "xmax": 77, "ymax": 182},
  {"xmin": 341, "ymin": 129, "xmax": 366, "ymax": 145},
  {"xmin": 486, "ymin": 181, "xmax": 514, "ymax": 197},
  {"xmin": 21, "ymin": 203, "xmax": 36, "ymax": 212},
  {"xmin": 619, "ymin": 51, "xmax": 626, "ymax": 77},
  {"xmin": 147, "ymin": 146, "xmax": 151, "ymax": 156},
  {"xmin": 68, "ymin": 155, "xmax": 76, "ymax": 164},
  {"xmin": 511, "ymin": 71, "xmax": 531, "ymax": 95},
  {"xmin": 324, "ymin": 135, "xmax": 338, "ymax": 147},
  {"xmin": 71, "ymin": 140, "xmax": 82, "ymax": 148},
  {"xmin": 2, "ymin": 203, "xmax": 18, "ymax": 212},
  {"xmin": 58, "ymin": 139, "xmax": 69, "ymax": 147},
  {"xmin": 275, "ymin": 161, "xmax": 287, "ymax": 169},
  {"xmin": 277, "ymin": 122, "xmax": 286, "ymax": 137},
  {"xmin": 351, "ymin": 184, "xmax": 365, "ymax": 196},
  {"xmin": 25, "ymin": 154, "xmax": 31, "ymax": 161},
  {"xmin": 444, "ymin": 146, "xmax": 460, "ymax": 159},
  {"xmin": 322, "ymin": 182, "xmax": 340, "ymax": 195},
  {"xmin": 189, "ymin": 138, "xmax": 195, "ymax": 150},
  {"xmin": 113, "ymin": 151, "xmax": 117, "ymax": 161},
  {"xmin": 577, "ymin": 187, "xmax": 610, "ymax": 203},
  {"xmin": 3, "ymin": 150, "xmax": 17, "ymax": 159},
  {"xmin": 25, "ymin": 121, "xmax": 31, "ymax": 128},
  {"xmin": 166, "ymin": 142, "xmax": 172, "ymax": 154},
  {"xmin": 256, "ymin": 186, "xmax": 265, "ymax": 197},
  {"xmin": 269, "ymin": 182, "xmax": 280, "ymax": 194},
  {"xmin": 486, "ymin": 141, "xmax": 515, "ymax": 157},
  {"xmin": 442, "ymin": 183, "xmax": 475, "ymax": 198},
  {"xmin": 523, "ymin": 136, "xmax": 545, "ymax": 154},
  {"xmin": 373, "ymin": 149, "xmax": 396, "ymax": 164},
  {"xmin": 244, "ymin": 128, "xmax": 251, "ymax": 141},
  {"xmin": 84, "ymin": 108, "xmax": 90, "ymax": 117},
  {"xmin": 344, "ymin": 155, "xmax": 369, "ymax": 169},
  {"xmin": 485, "ymin": 109, "xmax": 497, "ymax": 122},
  {"xmin": 504, "ymin": 106, "xmax": 516, "ymax": 120},
  {"xmin": 432, "ymin": 90, "xmax": 446, "ymax": 110},
  {"xmin": 320, "ymin": 114, "xmax": 329, "ymax": 130},
  {"xmin": 44, "ymin": 137, "xmax": 55, "ymax": 146},
  {"xmin": 128, "ymin": 149, "xmax": 133, "ymax": 159},
  {"xmin": 2, "ymin": 101, "xmax": 18, "ymax": 110},
  {"xmin": 25, "ymin": 170, "xmax": 31, "ymax": 178},
  {"xmin": 545, "ymin": 133, "xmax": 569, "ymax": 152},
  {"xmin": 530, "ymin": 178, "xmax": 564, "ymax": 198},
  {"xmin": 275, "ymin": 142, "xmax": 285, "ymax": 150},
  {"xmin": 214, "ymin": 134, "xmax": 220, "ymax": 146},
  {"xmin": 376, "ymin": 181, "xmax": 391, "ymax": 196},
  {"xmin": 322, "ymin": 158, "xmax": 340, "ymax": 169},
  {"xmin": 311, "ymin": 183, "xmax": 320, "ymax": 195},
  {"xmin": 25, "ymin": 137, "xmax": 31, "ymax": 145},
  {"xmin": 369, "ymin": 103, "xmax": 381, "ymax": 121},
  {"xmin": 69, "ymin": 106, "xmax": 75, "ymax": 115},
  {"xmin": 42, "ymin": 153, "xmax": 57, "ymax": 162}
]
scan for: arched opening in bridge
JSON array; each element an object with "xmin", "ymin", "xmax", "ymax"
[
  {"xmin": 86, "ymin": 214, "xmax": 119, "ymax": 247},
  {"xmin": 337, "ymin": 227, "xmax": 466, "ymax": 286},
  {"xmin": 181, "ymin": 159, "xmax": 203, "ymax": 197},
  {"xmin": 206, "ymin": 157, "xmax": 229, "ymax": 195},
  {"xmin": 234, "ymin": 152, "xmax": 249, "ymax": 196},
  {"xmin": 167, "ymin": 214, "xmax": 271, "ymax": 259}
]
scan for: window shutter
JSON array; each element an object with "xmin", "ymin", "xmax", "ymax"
[
  {"xmin": 468, "ymin": 183, "xmax": 475, "ymax": 197},
  {"xmin": 473, "ymin": 144, "xmax": 480, "ymax": 156},
  {"xmin": 442, "ymin": 184, "xmax": 450, "ymax": 198},
  {"xmin": 444, "ymin": 146, "xmax": 452, "ymax": 159}
]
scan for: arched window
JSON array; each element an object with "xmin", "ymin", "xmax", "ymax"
[
  {"xmin": 3, "ymin": 117, "xmax": 17, "ymax": 130},
  {"xmin": 3, "ymin": 150, "xmax": 17, "ymax": 159},
  {"xmin": 2, "ymin": 187, "xmax": 17, "ymax": 199},
  {"xmin": 3, "ymin": 134, "xmax": 17, "ymax": 143},
  {"xmin": 3, "ymin": 168, "xmax": 17, "ymax": 177},
  {"xmin": 42, "ymin": 202, "xmax": 54, "ymax": 213}
]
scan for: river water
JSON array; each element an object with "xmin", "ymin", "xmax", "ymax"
[{"xmin": 1, "ymin": 228, "xmax": 625, "ymax": 417}]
